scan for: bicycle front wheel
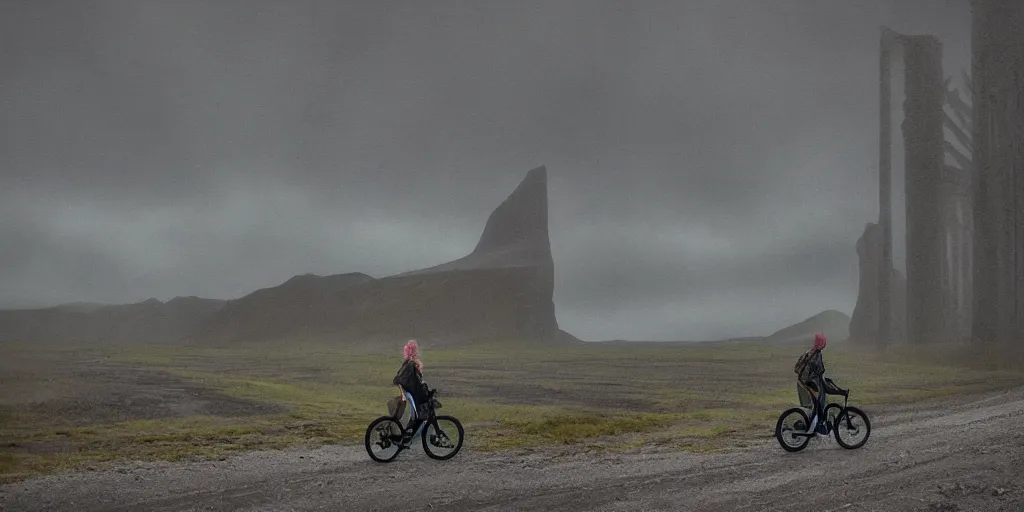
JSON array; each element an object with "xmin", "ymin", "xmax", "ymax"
[
  {"xmin": 422, "ymin": 415, "xmax": 464, "ymax": 460},
  {"xmin": 833, "ymin": 406, "xmax": 870, "ymax": 449}
]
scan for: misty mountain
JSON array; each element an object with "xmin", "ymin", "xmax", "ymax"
[
  {"xmin": 0, "ymin": 167, "xmax": 577, "ymax": 347},
  {"xmin": 0, "ymin": 166, "xmax": 850, "ymax": 348},
  {"xmin": 763, "ymin": 309, "xmax": 851, "ymax": 344}
]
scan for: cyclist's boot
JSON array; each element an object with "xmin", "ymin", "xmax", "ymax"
[
  {"xmin": 814, "ymin": 418, "xmax": 832, "ymax": 444},
  {"xmin": 807, "ymin": 414, "xmax": 825, "ymax": 437}
]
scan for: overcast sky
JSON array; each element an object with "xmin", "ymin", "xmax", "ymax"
[{"xmin": 1, "ymin": 0, "xmax": 971, "ymax": 341}]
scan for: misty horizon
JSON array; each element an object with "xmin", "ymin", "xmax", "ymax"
[{"xmin": 1, "ymin": 0, "xmax": 973, "ymax": 341}]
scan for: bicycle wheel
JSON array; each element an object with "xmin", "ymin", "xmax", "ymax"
[
  {"xmin": 422, "ymin": 415, "xmax": 464, "ymax": 460},
  {"xmin": 833, "ymin": 406, "xmax": 871, "ymax": 449},
  {"xmin": 365, "ymin": 416, "xmax": 405, "ymax": 463},
  {"xmin": 775, "ymin": 407, "xmax": 812, "ymax": 452}
]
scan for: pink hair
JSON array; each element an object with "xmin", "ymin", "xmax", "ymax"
[
  {"xmin": 404, "ymin": 340, "xmax": 423, "ymax": 371},
  {"xmin": 813, "ymin": 332, "xmax": 827, "ymax": 350}
]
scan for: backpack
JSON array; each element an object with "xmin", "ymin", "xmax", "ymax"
[{"xmin": 794, "ymin": 349, "xmax": 815, "ymax": 382}]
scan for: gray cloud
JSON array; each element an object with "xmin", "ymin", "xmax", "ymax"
[{"xmin": 0, "ymin": 0, "xmax": 971, "ymax": 340}]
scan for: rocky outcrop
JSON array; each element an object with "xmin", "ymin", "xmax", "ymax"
[
  {"xmin": 320, "ymin": 165, "xmax": 567, "ymax": 345},
  {"xmin": 400, "ymin": 166, "xmax": 553, "ymax": 275},
  {"xmin": 849, "ymin": 222, "xmax": 907, "ymax": 344},
  {"xmin": 194, "ymin": 165, "xmax": 571, "ymax": 345},
  {"xmin": 375, "ymin": 165, "xmax": 560, "ymax": 342}
]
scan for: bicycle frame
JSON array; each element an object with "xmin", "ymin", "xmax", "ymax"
[
  {"xmin": 392, "ymin": 390, "xmax": 441, "ymax": 445},
  {"xmin": 398, "ymin": 412, "xmax": 433, "ymax": 441},
  {"xmin": 791, "ymin": 382, "xmax": 851, "ymax": 438}
]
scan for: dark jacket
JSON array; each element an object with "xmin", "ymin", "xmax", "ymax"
[{"xmin": 393, "ymin": 360, "xmax": 426, "ymax": 402}]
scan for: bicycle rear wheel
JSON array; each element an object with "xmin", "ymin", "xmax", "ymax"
[
  {"xmin": 365, "ymin": 416, "xmax": 405, "ymax": 463},
  {"xmin": 833, "ymin": 406, "xmax": 870, "ymax": 449},
  {"xmin": 775, "ymin": 407, "xmax": 811, "ymax": 452},
  {"xmin": 422, "ymin": 415, "xmax": 464, "ymax": 460}
]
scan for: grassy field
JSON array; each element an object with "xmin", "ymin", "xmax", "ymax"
[{"xmin": 1, "ymin": 339, "xmax": 1022, "ymax": 483}]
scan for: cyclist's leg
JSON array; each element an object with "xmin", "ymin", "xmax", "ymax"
[
  {"xmin": 812, "ymin": 377, "xmax": 830, "ymax": 433},
  {"xmin": 403, "ymin": 391, "xmax": 417, "ymax": 427},
  {"xmin": 817, "ymin": 379, "xmax": 828, "ymax": 431},
  {"xmin": 804, "ymin": 381, "xmax": 822, "ymax": 432},
  {"xmin": 404, "ymin": 391, "xmax": 426, "ymax": 440}
]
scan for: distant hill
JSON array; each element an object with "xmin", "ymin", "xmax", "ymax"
[
  {"xmin": 195, "ymin": 272, "xmax": 375, "ymax": 341},
  {"xmin": 588, "ymin": 311, "xmax": 850, "ymax": 345},
  {"xmin": 50, "ymin": 301, "xmax": 109, "ymax": 314},
  {"xmin": 763, "ymin": 310, "xmax": 851, "ymax": 344},
  {"xmin": 0, "ymin": 296, "xmax": 225, "ymax": 344}
]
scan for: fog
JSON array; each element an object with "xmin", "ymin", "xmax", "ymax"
[{"xmin": 0, "ymin": 0, "xmax": 971, "ymax": 341}]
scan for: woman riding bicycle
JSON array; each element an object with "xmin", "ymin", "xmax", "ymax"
[
  {"xmin": 794, "ymin": 332, "xmax": 830, "ymax": 435},
  {"xmin": 393, "ymin": 339, "xmax": 429, "ymax": 426},
  {"xmin": 365, "ymin": 339, "xmax": 464, "ymax": 462}
]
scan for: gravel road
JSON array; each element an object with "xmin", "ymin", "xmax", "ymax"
[{"xmin": 3, "ymin": 387, "xmax": 1023, "ymax": 512}]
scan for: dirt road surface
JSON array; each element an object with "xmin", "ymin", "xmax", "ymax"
[{"xmin": 3, "ymin": 387, "xmax": 1023, "ymax": 512}]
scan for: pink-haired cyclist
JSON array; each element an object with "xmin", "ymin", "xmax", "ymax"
[
  {"xmin": 393, "ymin": 340, "xmax": 429, "ymax": 429},
  {"xmin": 794, "ymin": 332, "xmax": 830, "ymax": 435}
]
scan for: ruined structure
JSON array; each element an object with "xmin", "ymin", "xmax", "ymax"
[
  {"xmin": 869, "ymin": 29, "xmax": 951, "ymax": 345},
  {"xmin": 902, "ymin": 35, "xmax": 948, "ymax": 344},
  {"xmin": 864, "ymin": 3, "xmax": 1022, "ymax": 347},
  {"xmin": 942, "ymin": 76, "xmax": 975, "ymax": 341},
  {"xmin": 971, "ymin": 0, "xmax": 1024, "ymax": 347},
  {"xmin": 877, "ymin": 27, "xmax": 894, "ymax": 346},
  {"xmin": 849, "ymin": 223, "xmax": 907, "ymax": 345},
  {"xmin": 941, "ymin": 171, "xmax": 973, "ymax": 341}
]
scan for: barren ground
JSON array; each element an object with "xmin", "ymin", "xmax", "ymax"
[
  {"xmin": 2, "ymin": 386, "xmax": 1023, "ymax": 512},
  {"xmin": 3, "ymin": 340, "xmax": 1024, "ymax": 511}
]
